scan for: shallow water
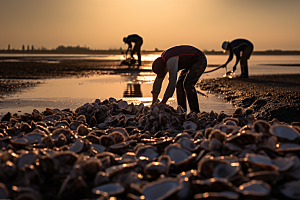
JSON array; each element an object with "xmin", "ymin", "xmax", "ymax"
[{"xmin": 0, "ymin": 54, "xmax": 300, "ymax": 117}]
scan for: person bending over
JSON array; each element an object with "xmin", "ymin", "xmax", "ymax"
[
  {"xmin": 123, "ymin": 34, "xmax": 143, "ymax": 66},
  {"xmin": 152, "ymin": 45, "xmax": 207, "ymax": 113},
  {"xmin": 221, "ymin": 38, "xmax": 254, "ymax": 78}
]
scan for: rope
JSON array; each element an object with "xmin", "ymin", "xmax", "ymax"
[{"xmin": 203, "ymin": 65, "xmax": 225, "ymax": 73}]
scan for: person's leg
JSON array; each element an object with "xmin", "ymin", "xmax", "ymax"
[
  {"xmin": 240, "ymin": 44, "xmax": 253, "ymax": 78},
  {"xmin": 132, "ymin": 40, "xmax": 143, "ymax": 65},
  {"xmin": 183, "ymin": 57, "xmax": 207, "ymax": 113},
  {"xmin": 176, "ymin": 69, "xmax": 188, "ymax": 111},
  {"xmin": 137, "ymin": 40, "xmax": 143, "ymax": 65}
]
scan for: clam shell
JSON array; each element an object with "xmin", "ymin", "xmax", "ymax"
[
  {"xmin": 144, "ymin": 161, "xmax": 168, "ymax": 179},
  {"xmin": 253, "ymin": 120, "xmax": 271, "ymax": 134},
  {"xmin": 109, "ymin": 97, "xmax": 117, "ymax": 103},
  {"xmin": 213, "ymin": 162, "xmax": 239, "ymax": 180},
  {"xmin": 245, "ymin": 153, "xmax": 278, "ymax": 171},
  {"xmin": 247, "ymin": 170, "xmax": 279, "ymax": 185},
  {"xmin": 239, "ymin": 180, "xmax": 271, "ymax": 196},
  {"xmin": 109, "ymin": 141, "xmax": 130, "ymax": 150},
  {"xmin": 165, "ymin": 144, "xmax": 195, "ymax": 167},
  {"xmin": 136, "ymin": 145, "xmax": 159, "ymax": 161},
  {"xmin": 92, "ymin": 183, "xmax": 124, "ymax": 196},
  {"xmin": 69, "ymin": 140, "xmax": 84, "ymax": 153},
  {"xmin": 110, "ymin": 127, "xmax": 129, "ymax": 140},
  {"xmin": 192, "ymin": 178, "xmax": 238, "ymax": 192},
  {"xmin": 91, "ymin": 144, "xmax": 106, "ymax": 153},
  {"xmin": 270, "ymin": 124, "xmax": 300, "ymax": 142},
  {"xmin": 24, "ymin": 132, "xmax": 46, "ymax": 144},
  {"xmin": 17, "ymin": 153, "xmax": 37, "ymax": 168},
  {"xmin": 11, "ymin": 138, "xmax": 28, "ymax": 147},
  {"xmin": 279, "ymin": 180, "xmax": 300, "ymax": 199},
  {"xmin": 276, "ymin": 143, "xmax": 300, "ymax": 152},
  {"xmin": 105, "ymin": 162, "xmax": 137, "ymax": 177},
  {"xmin": 118, "ymin": 100, "xmax": 128, "ymax": 109},
  {"xmin": 194, "ymin": 191, "xmax": 239, "ymax": 200},
  {"xmin": 183, "ymin": 121, "xmax": 197, "ymax": 131},
  {"xmin": 178, "ymin": 138, "xmax": 198, "ymax": 152},
  {"xmin": 272, "ymin": 156, "xmax": 295, "ymax": 171},
  {"xmin": 141, "ymin": 178, "xmax": 183, "ymax": 200}
]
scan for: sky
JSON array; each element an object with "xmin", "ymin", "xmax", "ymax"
[{"xmin": 1, "ymin": 0, "xmax": 300, "ymax": 51}]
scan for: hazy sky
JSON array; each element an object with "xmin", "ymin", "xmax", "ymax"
[{"xmin": 1, "ymin": 0, "xmax": 300, "ymax": 51}]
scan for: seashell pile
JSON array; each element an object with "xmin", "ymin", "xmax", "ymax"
[{"xmin": 0, "ymin": 98, "xmax": 300, "ymax": 200}]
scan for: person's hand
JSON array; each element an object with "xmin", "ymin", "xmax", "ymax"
[{"xmin": 233, "ymin": 66, "xmax": 236, "ymax": 72}]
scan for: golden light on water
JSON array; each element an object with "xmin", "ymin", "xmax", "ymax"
[
  {"xmin": 141, "ymin": 54, "xmax": 160, "ymax": 61},
  {"xmin": 136, "ymin": 74, "xmax": 156, "ymax": 83}
]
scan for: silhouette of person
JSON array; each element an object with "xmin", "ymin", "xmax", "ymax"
[
  {"xmin": 151, "ymin": 45, "xmax": 207, "ymax": 113},
  {"xmin": 123, "ymin": 34, "xmax": 143, "ymax": 66},
  {"xmin": 221, "ymin": 39, "xmax": 254, "ymax": 78}
]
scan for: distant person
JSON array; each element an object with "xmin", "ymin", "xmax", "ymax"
[
  {"xmin": 151, "ymin": 45, "xmax": 207, "ymax": 113},
  {"xmin": 221, "ymin": 39, "xmax": 254, "ymax": 78},
  {"xmin": 123, "ymin": 34, "xmax": 143, "ymax": 66}
]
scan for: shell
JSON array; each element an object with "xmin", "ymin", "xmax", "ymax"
[
  {"xmin": 118, "ymin": 100, "xmax": 128, "ymax": 109},
  {"xmin": 92, "ymin": 183, "xmax": 124, "ymax": 196},
  {"xmin": 194, "ymin": 191, "xmax": 239, "ymax": 200},
  {"xmin": 276, "ymin": 143, "xmax": 300, "ymax": 152},
  {"xmin": 238, "ymin": 180, "xmax": 271, "ymax": 196},
  {"xmin": 144, "ymin": 161, "xmax": 168, "ymax": 179},
  {"xmin": 69, "ymin": 140, "xmax": 85, "ymax": 153},
  {"xmin": 279, "ymin": 180, "xmax": 300, "ymax": 199},
  {"xmin": 136, "ymin": 145, "xmax": 159, "ymax": 161},
  {"xmin": 245, "ymin": 153, "xmax": 278, "ymax": 171},
  {"xmin": 165, "ymin": 144, "xmax": 196, "ymax": 168},
  {"xmin": 212, "ymin": 162, "xmax": 239, "ymax": 180},
  {"xmin": 270, "ymin": 124, "xmax": 300, "ymax": 142},
  {"xmin": 183, "ymin": 121, "xmax": 197, "ymax": 131},
  {"xmin": 178, "ymin": 138, "xmax": 198, "ymax": 152},
  {"xmin": 141, "ymin": 178, "xmax": 183, "ymax": 200},
  {"xmin": 109, "ymin": 127, "xmax": 129, "ymax": 140}
]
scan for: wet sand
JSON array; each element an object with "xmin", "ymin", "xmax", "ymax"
[
  {"xmin": 197, "ymin": 74, "xmax": 300, "ymax": 124},
  {"xmin": 0, "ymin": 60, "xmax": 152, "ymax": 98},
  {"xmin": 1, "ymin": 61, "xmax": 300, "ymax": 124}
]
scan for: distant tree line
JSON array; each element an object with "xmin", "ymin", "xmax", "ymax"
[{"xmin": 1, "ymin": 44, "xmax": 300, "ymax": 55}]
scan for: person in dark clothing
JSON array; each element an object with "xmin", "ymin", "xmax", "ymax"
[
  {"xmin": 221, "ymin": 39, "xmax": 254, "ymax": 78},
  {"xmin": 123, "ymin": 34, "xmax": 143, "ymax": 66},
  {"xmin": 152, "ymin": 45, "xmax": 207, "ymax": 113}
]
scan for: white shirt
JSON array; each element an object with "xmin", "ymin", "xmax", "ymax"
[{"xmin": 152, "ymin": 56, "xmax": 178, "ymax": 98}]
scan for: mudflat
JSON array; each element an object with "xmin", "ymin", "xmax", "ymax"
[
  {"xmin": 1, "ymin": 61, "xmax": 300, "ymax": 124},
  {"xmin": 0, "ymin": 60, "xmax": 152, "ymax": 97},
  {"xmin": 197, "ymin": 74, "xmax": 300, "ymax": 124}
]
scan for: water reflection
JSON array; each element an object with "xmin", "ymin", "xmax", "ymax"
[
  {"xmin": 123, "ymin": 83, "xmax": 142, "ymax": 97},
  {"xmin": 1, "ymin": 54, "xmax": 299, "ymax": 116}
]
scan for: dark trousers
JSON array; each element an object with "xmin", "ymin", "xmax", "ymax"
[
  {"xmin": 240, "ymin": 44, "xmax": 253, "ymax": 77},
  {"xmin": 176, "ymin": 57, "xmax": 207, "ymax": 113},
  {"xmin": 131, "ymin": 39, "xmax": 143, "ymax": 65}
]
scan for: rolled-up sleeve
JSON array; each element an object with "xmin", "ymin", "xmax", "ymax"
[{"xmin": 164, "ymin": 56, "xmax": 178, "ymax": 98}]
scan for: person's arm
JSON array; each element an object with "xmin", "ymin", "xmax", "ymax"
[
  {"xmin": 224, "ymin": 51, "xmax": 233, "ymax": 65},
  {"xmin": 151, "ymin": 76, "xmax": 164, "ymax": 104},
  {"xmin": 125, "ymin": 43, "xmax": 132, "ymax": 56},
  {"xmin": 163, "ymin": 56, "xmax": 178, "ymax": 101},
  {"xmin": 232, "ymin": 48, "xmax": 241, "ymax": 71}
]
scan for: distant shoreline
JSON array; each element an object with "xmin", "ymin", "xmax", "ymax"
[{"xmin": 1, "ymin": 49, "xmax": 300, "ymax": 55}]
